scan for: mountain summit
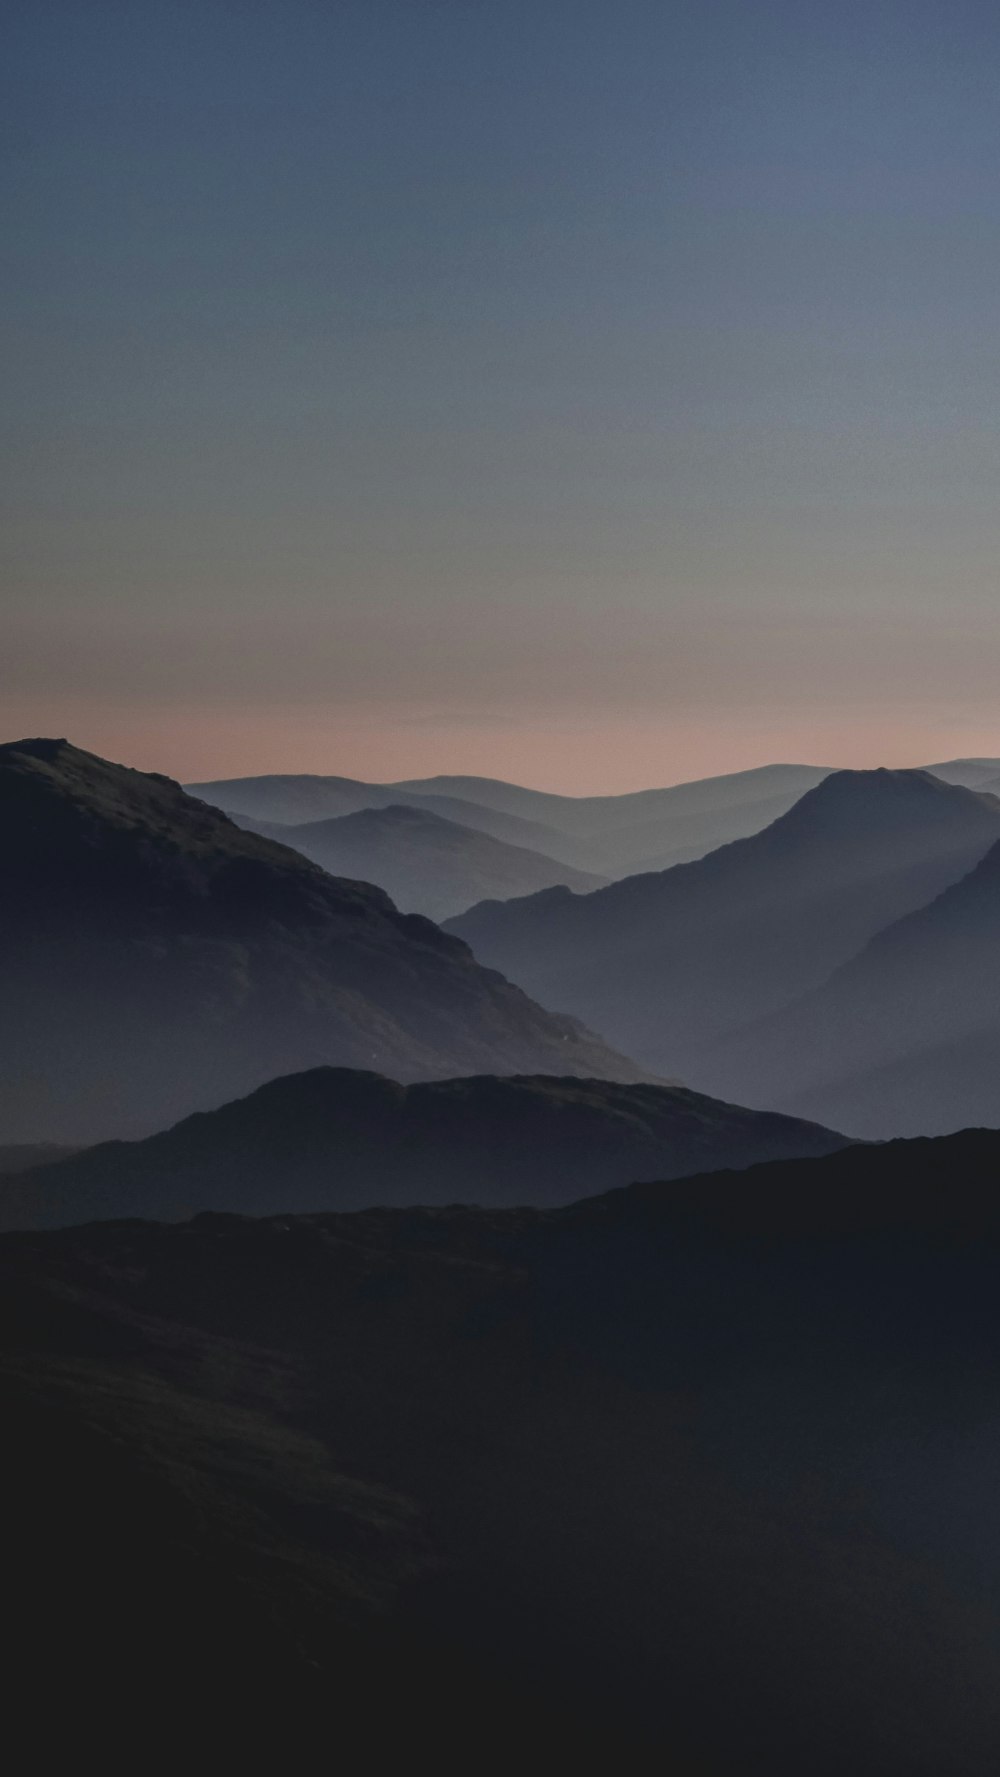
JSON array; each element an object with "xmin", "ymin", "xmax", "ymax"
[{"xmin": 0, "ymin": 739, "xmax": 644, "ymax": 1142}]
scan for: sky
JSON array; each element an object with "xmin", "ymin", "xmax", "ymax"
[{"xmin": 4, "ymin": 0, "xmax": 1000, "ymax": 792}]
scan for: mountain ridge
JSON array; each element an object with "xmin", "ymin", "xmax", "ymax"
[
  {"xmin": 244, "ymin": 802, "xmax": 607, "ymax": 920},
  {"xmin": 446, "ymin": 768, "xmax": 1000, "ymax": 1078},
  {"xmin": 0, "ymin": 738, "xmax": 646, "ymax": 1143},
  {"xmin": 0, "ymin": 1064, "xmax": 850, "ymax": 1230},
  {"xmin": 707, "ymin": 828, "xmax": 1000, "ymax": 1137}
]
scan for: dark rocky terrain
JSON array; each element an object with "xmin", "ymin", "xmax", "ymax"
[
  {"xmin": 8, "ymin": 1129, "xmax": 1000, "ymax": 1769},
  {"xmin": 0, "ymin": 1066, "xmax": 849, "ymax": 1229}
]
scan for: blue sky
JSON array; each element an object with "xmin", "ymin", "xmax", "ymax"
[{"xmin": 5, "ymin": 0, "xmax": 1000, "ymax": 787}]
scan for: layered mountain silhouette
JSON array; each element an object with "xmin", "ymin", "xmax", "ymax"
[
  {"xmin": 447, "ymin": 769, "xmax": 1000, "ymax": 1077},
  {"xmin": 0, "ymin": 1065, "xmax": 849, "ymax": 1230},
  {"xmin": 244, "ymin": 803, "xmax": 605, "ymax": 921},
  {"xmin": 192, "ymin": 762, "xmax": 833, "ymax": 877},
  {"xmin": 707, "ymin": 831, "xmax": 1000, "ymax": 1137},
  {"xmin": 923, "ymin": 756, "xmax": 1000, "ymax": 789},
  {"xmin": 9, "ymin": 1129, "xmax": 1000, "ymax": 1770},
  {"xmin": 0, "ymin": 739, "xmax": 644, "ymax": 1144},
  {"xmin": 189, "ymin": 769, "xmax": 576, "ymax": 855}
]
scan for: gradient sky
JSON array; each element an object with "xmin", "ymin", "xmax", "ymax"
[{"xmin": 4, "ymin": 0, "xmax": 1000, "ymax": 791}]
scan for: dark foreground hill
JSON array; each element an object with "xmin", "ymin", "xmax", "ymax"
[
  {"xmin": 708, "ymin": 831, "xmax": 1000, "ymax": 1138},
  {"xmin": 247, "ymin": 803, "xmax": 606, "ymax": 920},
  {"xmin": 0, "ymin": 739, "xmax": 643, "ymax": 1143},
  {"xmin": 8, "ymin": 1130, "xmax": 1000, "ymax": 1770},
  {"xmin": 0, "ymin": 1066, "xmax": 849, "ymax": 1230},
  {"xmin": 448, "ymin": 769, "xmax": 1000, "ymax": 1077}
]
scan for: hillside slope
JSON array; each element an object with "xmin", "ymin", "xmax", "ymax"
[
  {"xmin": 707, "ymin": 833, "xmax": 1000, "ymax": 1137},
  {"xmin": 447, "ymin": 769, "xmax": 1000, "ymax": 1076},
  {"xmin": 0, "ymin": 739, "xmax": 644, "ymax": 1143},
  {"xmin": 8, "ymin": 1130, "xmax": 1000, "ymax": 1769}
]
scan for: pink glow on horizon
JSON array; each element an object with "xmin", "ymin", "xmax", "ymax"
[{"xmin": 5, "ymin": 693, "xmax": 1000, "ymax": 793}]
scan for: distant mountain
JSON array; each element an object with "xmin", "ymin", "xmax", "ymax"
[
  {"xmin": 447, "ymin": 769, "xmax": 1000, "ymax": 1077},
  {"xmin": 9, "ymin": 1129, "xmax": 1000, "ymax": 1769},
  {"xmin": 924, "ymin": 757, "xmax": 1000, "ymax": 789},
  {"xmin": 708, "ymin": 832, "xmax": 1000, "ymax": 1138},
  {"xmin": 188, "ymin": 770, "xmax": 576, "ymax": 857},
  {"xmin": 0, "ymin": 739, "xmax": 644, "ymax": 1144},
  {"xmin": 246, "ymin": 804, "xmax": 606, "ymax": 921},
  {"xmin": 391, "ymin": 762, "xmax": 833, "ymax": 833},
  {"xmin": 0, "ymin": 1065, "xmax": 849, "ymax": 1230},
  {"xmin": 191, "ymin": 763, "xmax": 834, "ymax": 878}
]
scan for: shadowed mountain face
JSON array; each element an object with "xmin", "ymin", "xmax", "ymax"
[
  {"xmin": 708, "ymin": 834, "xmax": 1000, "ymax": 1138},
  {"xmin": 0, "ymin": 1066, "xmax": 849, "ymax": 1230},
  {"xmin": 447, "ymin": 770, "xmax": 1000, "ymax": 1079},
  {"xmin": 0, "ymin": 739, "xmax": 644, "ymax": 1144},
  {"xmin": 8, "ymin": 1131, "xmax": 1000, "ymax": 1770},
  {"xmin": 192, "ymin": 762, "xmax": 833, "ymax": 878},
  {"xmin": 245, "ymin": 803, "xmax": 606, "ymax": 921}
]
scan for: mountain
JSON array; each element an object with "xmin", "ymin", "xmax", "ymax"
[
  {"xmin": 391, "ymin": 762, "xmax": 833, "ymax": 834},
  {"xmin": 191, "ymin": 762, "xmax": 834, "ymax": 877},
  {"xmin": 0, "ymin": 738, "xmax": 644, "ymax": 1144},
  {"xmin": 707, "ymin": 832, "xmax": 1000, "ymax": 1138},
  {"xmin": 188, "ymin": 770, "xmax": 577, "ymax": 857},
  {"xmin": 0, "ymin": 1065, "xmax": 849, "ymax": 1230},
  {"xmin": 9, "ymin": 1129, "xmax": 1000, "ymax": 1770},
  {"xmin": 924, "ymin": 756, "xmax": 1000, "ymax": 789},
  {"xmin": 446, "ymin": 769, "xmax": 1000, "ymax": 1078},
  {"xmin": 245, "ymin": 803, "xmax": 606, "ymax": 921}
]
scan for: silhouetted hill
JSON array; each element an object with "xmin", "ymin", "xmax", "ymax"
[
  {"xmin": 0, "ymin": 739, "xmax": 644, "ymax": 1143},
  {"xmin": 447, "ymin": 769, "xmax": 1000, "ymax": 1077},
  {"xmin": 8, "ymin": 1129, "xmax": 1000, "ymax": 1769},
  {"xmin": 193, "ymin": 763, "xmax": 833, "ymax": 877},
  {"xmin": 246, "ymin": 803, "xmax": 606, "ymax": 920},
  {"xmin": 0, "ymin": 1066, "xmax": 849, "ymax": 1230},
  {"xmin": 709, "ymin": 833, "xmax": 1000, "ymax": 1138}
]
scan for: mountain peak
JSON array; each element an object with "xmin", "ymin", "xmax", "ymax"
[{"xmin": 772, "ymin": 766, "xmax": 998, "ymax": 839}]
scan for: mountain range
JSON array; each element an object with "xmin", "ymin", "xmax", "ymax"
[
  {"xmin": 446, "ymin": 768, "xmax": 1000, "ymax": 1082},
  {"xmin": 190, "ymin": 756, "xmax": 1000, "ymax": 883},
  {"xmin": 242, "ymin": 802, "xmax": 606, "ymax": 920},
  {"xmin": 0, "ymin": 1065, "xmax": 848, "ymax": 1230},
  {"xmin": 9, "ymin": 1128, "xmax": 1000, "ymax": 1770},
  {"xmin": 0, "ymin": 738, "xmax": 643, "ymax": 1144},
  {"xmin": 190, "ymin": 761, "xmax": 835, "ymax": 877}
]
